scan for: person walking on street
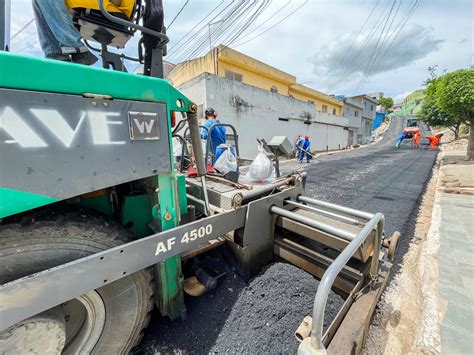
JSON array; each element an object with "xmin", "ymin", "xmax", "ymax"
[
  {"xmin": 299, "ymin": 135, "xmax": 311, "ymax": 163},
  {"xmin": 32, "ymin": 0, "xmax": 98, "ymax": 64}
]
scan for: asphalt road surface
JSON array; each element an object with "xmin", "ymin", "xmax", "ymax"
[
  {"xmin": 304, "ymin": 116, "xmax": 436, "ymax": 273},
  {"xmin": 135, "ymin": 116, "xmax": 438, "ymax": 354}
]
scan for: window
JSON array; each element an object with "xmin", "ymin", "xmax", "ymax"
[
  {"xmin": 370, "ymin": 105, "xmax": 374, "ymax": 111},
  {"xmin": 308, "ymin": 100, "xmax": 315, "ymax": 105},
  {"xmin": 225, "ymin": 69, "xmax": 243, "ymax": 82},
  {"xmin": 322, "ymin": 105, "xmax": 328, "ymax": 113},
  {"xmin": 332, "ymin": 108, "xmax": 336, "ymax": 115},
  {"xmin": 271, "ymin": 85, "xmax": 278, "ymax": 93}
]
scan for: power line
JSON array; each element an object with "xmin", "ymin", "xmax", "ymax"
[
  {"xmin": 224, "ymin": 0, "xmax": 271, "ymax": 47},
  {"xmin": 168, "ymin": 0, "xmax": 241, "ymax": 61},
  {"xmin": 172, "ymin": 0, "xmax": 247, "ymax": 62},
  {"xmin": 11, "ymin": 18, "xmax": 35, "ymax": 42},
  {"xmin": 355, "ymin": 0, "xmax": 422, "ymax": 93},
  {"xmin": 233, "ymin": 0, "xmax": 290, "ymax": 43},
  {"xmin": 324, "ymin": 0, "xmax": 394, "ymax": 92},
  {"xmin": 353, "ymin": 0, "xmax": 400, "ymax": 92},
  {"xmin": 167, "ymin": 0, "xmax": 190, "ymax": 30},
  {"xmin": 233, "ymin": 0, "xmax": 308, "ymax": 48},
  {"xmin": 167, "ymin": 0, "xmax": 226, "ymax": 54},
  {"xmin": 318, "ymin": 0, "xmax": 381, "ymax": 90}
]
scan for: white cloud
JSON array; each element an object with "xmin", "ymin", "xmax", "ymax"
[
  {"xmin": 312, "ymin": 24, "xmax": 442, "ymax": 77},
  {"xmin": 5, "ymin": 0, "xmax": 473, "ymax": 99}
]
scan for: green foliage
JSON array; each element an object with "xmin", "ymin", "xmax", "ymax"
[
  {"xmin": 379, "ymin": 97, "xmax": 394, "ymax": 112},
  {"xmin": 437, "ymin": 69, "xmax": 474, "ymax": 121},
  {"xmin": 420, "ymin": 69, "xmax": 474, "ymax": 135}
]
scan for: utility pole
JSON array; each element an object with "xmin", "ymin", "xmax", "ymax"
[
  {"xmin": 0, "ymin": 0, "xmax": 11, "ymax": 51},
  {"xmin": 208, "ymin": 20, "xmax": 224, "ymax": 75}
]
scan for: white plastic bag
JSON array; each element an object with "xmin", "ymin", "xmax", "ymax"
[
  {"xmin": 248, "ymin": 145, "xmax": 273, "ymax": 181},
  {"xmin": 214, "ymin": 147, "xmax": 238, "ymax": 175},
  {"xmin": 172, "ymin": 137, "xmax": 183, "ymax": 157}
]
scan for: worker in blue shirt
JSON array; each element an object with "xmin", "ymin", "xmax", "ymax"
[
  {"xmin": 299, "ymin": 135, "xmax": 311, "ymax": 163},
  {"xmin": 201, "ymin": 108, "xmax": 226, "ymax": 159},
  {"xmin": 395, "ymin": 132, "xmax": 406, "ymax": 148}
]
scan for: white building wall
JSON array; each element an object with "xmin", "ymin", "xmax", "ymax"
[{"xmin": 177, "ymin": 73, "xmax": 349, "ymax": 159}]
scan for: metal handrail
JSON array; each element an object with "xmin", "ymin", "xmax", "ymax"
[
  {"xmin": 98, "ymin": 0, "xmax": 169, "ymax": 43},
  {"xmin": 298, "ymin": 212, "xmax": 384, "ymax": 354},
  {"xmin": 204, "ymin": 123, "xmax": 240, "ymax": 163}
]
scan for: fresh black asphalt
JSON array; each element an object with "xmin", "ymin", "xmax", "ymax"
[{"xmin": 135, "ymin": 116, "xmax": 438, "ymax": 354}]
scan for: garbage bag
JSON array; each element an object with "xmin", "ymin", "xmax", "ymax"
[
  {"xmin": 214, "ymin": 146, "xmax": 238, "ymax": 175},
  {"xmin": 172, "ymin": 137, "xmax": 183, "ymax": 157},
  {"xmin": 248, "ymin": 145, "xmax": 273, "ymax": 181}
]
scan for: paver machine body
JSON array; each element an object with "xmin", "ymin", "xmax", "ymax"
[{"xmin": 0, "ymin": 1, "xmax": 398, "ymax": 353}]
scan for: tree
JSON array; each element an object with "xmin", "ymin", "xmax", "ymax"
[
  {"xmin": 419, "ymin": 76, "xmax": 462, "ymax": 139},
  {"xmin": 419, "ymin": 68, "xmax": 474, "ymax": 159},
  {"xmin": 379, "ymin": 97, "xmax": 394, "ymax": 112}
]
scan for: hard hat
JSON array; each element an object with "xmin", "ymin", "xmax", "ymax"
[{"xmin": 305, "ymin": 134, "xmax": 309, "ymax": 139}]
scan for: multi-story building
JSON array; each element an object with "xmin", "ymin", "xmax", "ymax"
[
  {"xmin": 168, "ymin": 45, "xmax": 344, "ymax": 117},
  {"xmin": 350, "ymin": 95, "xmax": 378, "ymax": 144},
  {"xmin": 340, "ymin": 97, "xmax": 364, "ymax": 145}
]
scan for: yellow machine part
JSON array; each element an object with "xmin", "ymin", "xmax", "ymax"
[{"xmin": 65, "ymin": 0, "xmax": 135, "ymax": 18}]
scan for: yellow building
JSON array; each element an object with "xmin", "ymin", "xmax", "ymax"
[{"xmin": 168, "ymin": 45, "xmax": 343, "ymax": 116}]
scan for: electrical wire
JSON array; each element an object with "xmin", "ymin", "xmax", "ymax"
[
  {"xmin": 355, "ymin": 0, "xmax": 421, "ymax": 93},
  {"xmin": 11, "ymin": 18, "xmax": 35, "ymax": 42},
  {"xmin": 167, "ymin": 0, "xmax": 226, "ymax": 54},
  {"xmin": 233, "ymin": 0, "xmax": 290, "ymax": 43},
  {"xmin": 323, "ymin": 0, "xmax": 395, "ymax": 92},
  {"xmin": 233, "ymin": 0, "xmax": 308, "ymax": 48},
  {"xmin": 318, "ymin": 0, "xmax": 380, "ymax": 89},
  {"xmin": 167, "ymin": 0, "xmax": 190, "ymax": 30},
  {"xmin": 353, "ymin": 0, "xmax": 400, "ymax": 92}
]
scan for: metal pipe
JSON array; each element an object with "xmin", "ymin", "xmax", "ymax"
[
  {"xmin": 297, "ymin": 196, "xmax": 374, "ymax": 220},
  {"xmin": 187, "ymin": 110, "xmax": 210, "ymax": 215},
  {"xmin": 284, "ymin": 200, "xmax": 361, "ymax": 226},
  {"xmin": 98, "ymin": 0, "xmax": 169, "ymax": 43},
  {"xmin": 0, "ymin": 0, "xmax": 11, "ymax": 51},
  {"xmin": 270, "ymin": 206, "xmax": 355, "ymax": 242},
  {"xmin": 298, "ymin": 213, "xmax": 384, "ymax": 354},
  {"xmin": 243, "ymin": 176, "xmax": 295, "ymax": 200}
]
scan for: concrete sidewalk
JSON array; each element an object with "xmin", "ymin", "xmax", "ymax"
[
  {"xmin": 438, "ymin": 192, "xmax": 474, "ymax": 354},
  {"xmin": 436, "ymin": 140, "xmax": 474, "ymax": 354}
]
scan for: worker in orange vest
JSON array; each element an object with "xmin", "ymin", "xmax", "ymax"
[
  {"xmin": 426, "ymin": 134, "xmax": 441, "ymax": 150},
  {"xmin": 412, "ymin": 131, "xmax": 422, "ymax": 148}
]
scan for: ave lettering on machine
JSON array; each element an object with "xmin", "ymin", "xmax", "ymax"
[{"xmin": 0, "ymin": 107, "xmax": 127, "ymax": 148}]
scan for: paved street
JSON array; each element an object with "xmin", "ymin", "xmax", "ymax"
[
  {"xmin": 305, "ymin": 116, "xmax": 437, "ymax": 271},
  {"xmin": 136, "ymin": 116, "xmax": 439, "ymax": 353}
]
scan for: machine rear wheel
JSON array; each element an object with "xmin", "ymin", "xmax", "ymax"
[{"xmin": 0, "ymin": 209, "xmax": 154, "ymax": 354}]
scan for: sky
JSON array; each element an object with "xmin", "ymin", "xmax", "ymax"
[{"xmin": 8, "ymin": 0, "xmax": 473, "ymax": 103}]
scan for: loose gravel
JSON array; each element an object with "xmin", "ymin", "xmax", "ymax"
[{"xmin": 136, "ymin": 263, "xmax": 343, "ymax": 354}]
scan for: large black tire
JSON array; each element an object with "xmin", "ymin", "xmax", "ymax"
[{"xmin": 0, "ymin": 208, "xmax": 154, "ymax": 354}]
